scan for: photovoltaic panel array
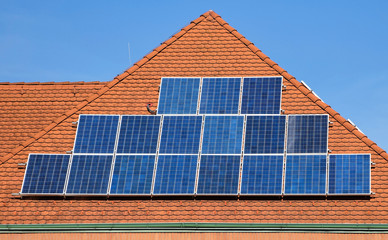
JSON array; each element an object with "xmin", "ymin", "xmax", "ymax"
[
  {"xmin": 202, "ymin": 116, "xmax": 244, "ymax": 154},
  {"xmin": 287, "ymin": 115, "xmax": 328, "ymax": 154},
  {"xmin": 285, "ymin": 155, "xmax": 327, "ymax": 194},
  {"xmin": 157, "ymin": 78, "xmax": 200, "ymax": 114},
  {"xmin": 117, "ymin": 116, "xmax": 161, "ymax": 154},
  {"xmin": 241, "ymin": 77, "xmax": 282, "ymax": 114},
  {"xmin": 153, "ymin": 155, "xmax": 197, "ymax": 195},
  {"xmin": 197, "ymin": 155, "xmax": 240, "ymax": 195},
  {"xmin": 244, "ymin": 115, "xmax": 286, "ymax": 154},
  {"xmin": 241, "ymin": 155, "xmax": 283, "ymax": 195},
  {"xmin": 329, "ymin": 154, "xmax": 371, "ymax": 194},
  {"xmin": 66, "ymin": 155, "xmax": 113, "ymax": 194},
  {"xmin": 159, "ymin": 116, "xmax": 202, "ymax": 154},
  {"xmin": 199, "ymin": 77, "xmax": 241, "ymax": 114},
  {"xmin": 73, "ymin": 115, "xmax": 119, "ymax": 154},
  {"xmin": 21, "ymin": 154, "xmax": 70, "ymax": 194},
  {"xmin": 21, "ymin": 76, "xmax": 371, "ymax": 197},
  {"xmin": 110, "ymin": 155, "xmax": 155, "ymax": 195}
]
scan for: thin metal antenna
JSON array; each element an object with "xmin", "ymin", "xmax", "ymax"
[{"xmin": 128, "ymin": 42, "xmax": 132, "ymax": 66}]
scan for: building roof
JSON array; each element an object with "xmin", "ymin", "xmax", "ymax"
[{"xmin": 0, "ymin": 10, "xmax": 387, "ymax": 225}]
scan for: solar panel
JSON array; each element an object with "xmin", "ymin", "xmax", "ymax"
[
  {"xmin": 284, "ymin": 155, "xmax": 327, "ymax": 194},
  {"xmin": 157, "ymin": 78, "xmax": 201, "ymax": 114},
  {"xmin": 117, "ymin": 116, "xmax": 161, "ymax": 154},
  {"xmin": 329, "ymin": 154, "xmax": 370, "ymax": 194},
  {"xmin": 199, "ymin": 77, "xmax": 241, "ymax": 114},
  {"xmin": 110, "ymin": 155, "xmax": 155, "ymax": 195},
  {"xmin": 197, "ymin": 155, "xmax": 240, "ymax": 195},
  {"xmin": 159, "ymin": 116, "xmax": 202, "ymax": 154},
  {"xmin": 240, "ymin": 155, "xmax": 283, "ymax": 195},
  {"xmin": 153, "ymin": 155, "xmax": 197, "ymax": 195},
  {"xmin": 66, "ymin": 155, "xmax": 113, "ymax": 194},
  {"xmin": 73, "ymin": 115, "xmax": 120, "ymax": 154},
  {"xmin": 202, "ymin": 116, "xmax": 244, "ymax": 154},
  {"xmin": 244, "ymin": 115, "xmax": 286, "ymax": 154},
  {"xmin": 241, "ymin": 77, "xmax": 282, "ymax": 114},
  {"xmin": 287, "ymin": 115, "xmax": 328, "ymax": 154},
  {"xmin": 21, "ymin": 154, "xmax": 70, "ymax": 194}
]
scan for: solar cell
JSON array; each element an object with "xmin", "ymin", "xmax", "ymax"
[
  {"xmin": 21, "ymin": 154, "xmax": 70, "ymax": 194},
  {"xmin": 159, "ymin": 116, "xmax": 202, "ymax": 154},
  {"xmin": 117, "ymin": 116, "xmax": 161, "ymax": 154},
  {"xmin": 284, "ymin": 155, "xmax": 327, "ymax": 194},
  {"xmin": 287, "ymin": 115, "xmax": 328, "ymax": 154},
  {"xmin": 241, "ymin": 77, "xmax": 282, "ymax": 114},
  {"xmin": 153, "ymin": 155, "xmax": 197, "ymax": 195},
  {"xmin": 73, "ymin": 115, "xmax": 120, "ymax": 154},
  {"xmin": 157, "ymin": 78, "xmax": 201, "ymax": 114},
  {"xmin": 66, "ymin": 155, "xmax": 113, "ymax": 194},
  {"xmin": 244, "ymin": 115, "xmax": 286, "ymax": 154},
  {"xmin": 202, "ymin": 116, "xmax": 244, "ymax": 154},
  {"xmin": 240, "ymin": 155, "xmax": 283, "ymax": 195},
  {"xmin": 110, "ymin": 155, "xmax": 155, "ymax": 195},
  {"xmin": 197, "ymin": 155, "xmax": 240, "ymax": 194},
  {"xmin": 199, "ymin": 77, "xmax": 241, "ymax": 114},
  {"xmin": 329, "ymin": 154, "xmax": 370, "ymax": 194}
]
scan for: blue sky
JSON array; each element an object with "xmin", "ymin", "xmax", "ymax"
[{"xmin": 1, "ymin": 0, "xmax": 388, "ymax": 151}]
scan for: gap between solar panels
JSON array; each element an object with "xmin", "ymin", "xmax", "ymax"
[{"xmin": 19, "ymin": 77, "xmax": 372, "ymax": 198}]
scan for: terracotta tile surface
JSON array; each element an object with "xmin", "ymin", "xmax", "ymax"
[{"xmin": 0, "ymin": 10, "xmax": 387, "ymax": 225}]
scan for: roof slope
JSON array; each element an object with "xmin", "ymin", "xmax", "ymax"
[
  {"xmin": 0, "ymin": 10, "xmax": 387, "ymax": 224},
  {"xmin": 0, "ymin": 81, "xmax": 106, "ymax": 158}
]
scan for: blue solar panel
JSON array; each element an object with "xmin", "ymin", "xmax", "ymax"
[
  {"xmin": 117, "ymin": 116, "xmax": 161, "ymax": 154},
  {"xmin": 66, "ymin": 155, "xmax": 112, "ymax": 194},
  {"xmin": 287, "ymin": 115, "xmax": 328, "ymax": 154},
  {"xmin": 158, "ymin": 78, "xmax": 200, "ymax": 114},
  {"xmin": 241, "ymin": 77, "xmax": 282, "ymax": 114},
  {"xmin": 329, "ymin": 154, "xmax": 370, "ymax": 194},
  {"xmin": 284, "ymin": 155, "xmax": 326, "ymax": 194},
  {"xmin": 21, "ymin": 154, "xmax": 70, "ymax": 194},
  {"xmin": 202, "ymin": 116, "xmax": 244, "ymax": 154},
  {"xmin": 244, "ymin": 115, "xmax": 286, "ymax": 154},
  {"xmin": 241, "ymin": 155, "xmax": 283, "ymax": 195},
  {"xmin": 197, "ymin": 155, "xmax": 240, "ymax": 194},
  {"xmin": 199, "ymin": 77, "xmax": 241, "ymax": 114},
  {"xmin": 74, "ymin": 115, "xmax": 119, "ymax": 154},
  {"xmin": 153, "ymin": 155, "xmax": 197, "ymax": 194},
  {"xmin": 159, "ymin": 116, "xmax": 202, "ymax": 154},
  {"xmin": 110, "ymin": 155, "xmax": 155, "ymax": 195}
]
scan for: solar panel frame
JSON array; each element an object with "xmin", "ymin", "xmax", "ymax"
[
  {"xmin": 20, "ymin": 154, "xmax": 71, "ymax": 196},
  {"xmin": 65, "ymin": 154, "xmax": 114, "ymax": 196},
  {"xmin": 152, "ymin": 154, "xmax": 198, "ymax": 195},
  {"xmin": 201, "ymin": 115, "xmax": 245, "ymax": 154},
  {"xmin": 196, "ymin": 155, "xmax": 241, "ymax": 195},
  {"xmin": 244, "ymin": 115, "xmax": 287, "ymax": 154},
  {"xmin": 199, "ymin": 77, "xmax": 242, "ymax": 114},
  {"xmin": 241, "ymin": 76, "xmax": 283, "ymax": 115},
  {"xmin": 283, "ymin": 154, "xmax": 327, "ymax": 195},
  {"xmin": 73, "ymin": 114, "xmax": 120, "ymax": 154},
  {"xmin": 157, "ymin": 77, "xmax": 201, "ymax": 115},
  {"xmin": 158, "ymin": 115, "xmax": 203, "ymax": 154},
  {"xmin": 109, "ymin": 154, "xmax": 156, "ymax": 196},
  {"xmin": 328, "ymin": 154, "xmax": 371, "ymax": 195},
  {"xmin": 115, "ymin": 115, "xmax": 163, "ymax": 155},
  {"xmin": 240, "ymin": 154, "xmax": 284, "ymax": 195},
  {"xmin": 286, "ymin": 114, "xmax": 329, "ymax": 154}
]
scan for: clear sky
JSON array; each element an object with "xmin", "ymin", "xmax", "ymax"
[{"xmin": 1, "ymin": 0, "xmax": 388, "ymax": 151}]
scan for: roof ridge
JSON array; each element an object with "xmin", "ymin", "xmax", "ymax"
[
  {"xmin": 208, "ymin": 11, "xmax": 388, "ymax": 161},
  {"xmin": 0, "ymin": 11, "xmax": 213, "ymax": 165},
  {"xmin": 0, "ymin": 81, "xmax": 106, "ymax": 86}
]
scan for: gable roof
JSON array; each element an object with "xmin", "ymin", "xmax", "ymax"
[
  {"xmin": 0, "ymin": 10, "xmax": 387, "ymax": 225},
  {"xmin": 1, "ymin": 10, "xmax": 386, "ymax": 166}
]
